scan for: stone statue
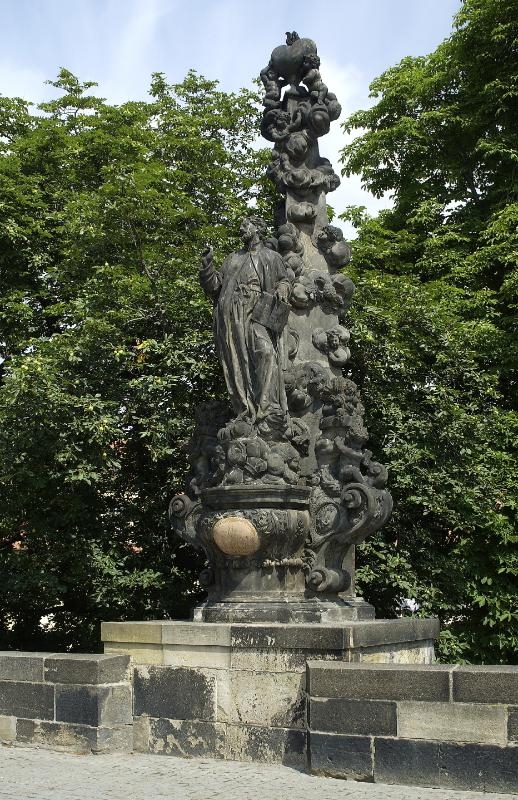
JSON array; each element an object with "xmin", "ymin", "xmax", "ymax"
[
  {"xmin": 199, "ymin": 216, "xmax": 291, "ymax": 424},
  {"xmin": 169, "ymin": 32, "xmax": 393, "ymax": 624}
]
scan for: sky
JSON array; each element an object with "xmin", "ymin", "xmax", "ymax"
[{"xmin": 1, "ymin": 0, "xmax": 462, "ymax": 236}]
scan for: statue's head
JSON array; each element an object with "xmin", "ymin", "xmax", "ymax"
[{"xmin": 240, "ymin": 216, "xmax": 267, "ymax": 244}]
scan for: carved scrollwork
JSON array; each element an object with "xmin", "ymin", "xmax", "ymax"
[
  {"xmin": 168, "ymin": 493, "xmax": 202, "ymax": 549},
  {"xmin": 305, "ymin": 481, "xmax": 392, "ymax": 594}
]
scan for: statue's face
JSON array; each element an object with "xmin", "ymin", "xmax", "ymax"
[{"xmin": 240, "ymin": 218, "xmax": 257, "ymax": 243}]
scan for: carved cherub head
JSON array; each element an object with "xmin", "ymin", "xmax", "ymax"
[{"xmin": 303, "ymin": 53, "xmax": 321, "ymax": 70}]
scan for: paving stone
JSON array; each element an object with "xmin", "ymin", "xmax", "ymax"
[
  {"xmin": 309, "ymin": 731, "xmax": 373, "ymax": 780},
  {"xmin": 0, "ymin": 714, "xmax": 16, "ymax": 741},
  {"xmin": 230, "ymin": 624, "xmax": 345, "ymax": 651},
  {"xmin": 1, "ymin": 745, "xmax": 517, "ymax": 800},
  {"xmin": 453, "ymin": 666, "xmax": 518, "ymax": 705},
  {"xmin": 307, "ymin": 662, "xmax": 451, "ymax": 701},
  {"xmin": 375, "ymin": 737, "xmax": 441, "ymax": 787},
  {"xmin": 226, "ymin": 670, "xmax": 305, "ymax": 728},
  {"xmin": 133, "ymin": 665, "xmax": 216, "ymax": 721},
  {"xmin": 347, "ymin": 618, "xmax": 440, "ymax": 648},
  {"xmin": 55, "ymin": 684, "xmax": 132, "ymax": 726},
  {"xmin": 0, "ymin": 680, "xmax": 54, "ymax": 719},
  {"xmin": 44, "ymin": 653, "xmax": 130, "ymax": 685},
  {"xmin": 397, "ymin": 701, "xmax": 507, "ymax": 744},
  {"xmin": 0, "ymin": 653, "xmax": 44, "ymax": 682},
  {"xmin": 508, "ymin": 707, "xmax": 518, "ymax": 742},
  {"xmin": 149, "ymin": 717, "xmax": 226, "ymax": 759},
  {"xmin": 101, "ymin": 621, "xmax": 163, "ymax": 644},
  {"xmin": 225, "ymin": 722, "xmax": 306, "ymax": 767},
  {"xmin": 438, "ymin": 741, "xmax": 518, "ymax": 793},
  {"xmin": 309, "ymin": 697, "xmax": 397, "ymax": 735}
]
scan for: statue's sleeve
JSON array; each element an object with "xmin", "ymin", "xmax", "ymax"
[{"xmin": 199, "ymin": 259, "xmax": 224, "ymax": 300}]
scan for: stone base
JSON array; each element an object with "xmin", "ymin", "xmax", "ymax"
[
  {"xmin": 193, "ymin": 596, "xmax": 375, "ymax": 623},
  {"xmin": 102, "ymin": 617, "xmax": 438, "ymax": 765}
]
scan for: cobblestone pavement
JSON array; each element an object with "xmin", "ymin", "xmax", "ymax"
[{"xmin": 0, "ymin": 747, "xmax": 517, "ymax": 800}]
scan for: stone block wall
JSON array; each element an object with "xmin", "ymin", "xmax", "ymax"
[
  {"xmin": 0, "ymin": 652, "xmax": 132, "ymax": 753},
  {"xmin": 307, "ymin": 662, "xmax": 518, "ymax": 793},
  {"xmin": 103, "ymin": 618, "xmax": 437, "ymax": 766}
]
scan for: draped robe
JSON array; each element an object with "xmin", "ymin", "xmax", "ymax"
[{"xmin": 200, "ymin": 244, "xmax": 291, "ymax": 422}]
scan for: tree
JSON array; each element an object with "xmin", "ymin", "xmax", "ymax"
[
  {"xmin": 340, "ymin": 0, "xmax": 517, "ymax": 663},
  {"xmin": 0, "ymin": 69, "xmax": 268, "ymax": 651}
]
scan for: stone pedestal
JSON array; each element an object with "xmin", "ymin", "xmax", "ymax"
[{"xmin": 102, "ymin": 618, "xmax": 438, "ymax": 765}]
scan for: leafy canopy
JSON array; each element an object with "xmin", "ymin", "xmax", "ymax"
[
  {"xmin": 340, "ymin": 0, "xmax": 517, "ymax": 663},
  {"xmin": 0, "ymin": 68, "xmax": 268, "ymax": 651}
]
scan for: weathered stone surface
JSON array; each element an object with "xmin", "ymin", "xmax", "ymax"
[
  {"xmin": 374, "ymin": 737, "xmax": 440, "ymax": 787},
  {"xmin": 16, "ymin": 718, "xmax": 132, "ymax": 754},
  {"xmin": 397, "ymin": 701, "xmax": 507, "ymax": 744},
  {"xmin": 104, "ymin": 642, "xmax": 164, "ymax": 665},
  {"xmin": 230, "ymin": 624, "xmax": 345, "ymax": 651},
  {"xmin": 452, "ymin": 665, "xmax": 518, "ymax": 705},
  {"xmin": 230, "ymin": 647, "xmax": 343, "ymax": 673},
  {"xmin": 161, "ymin": 622, "xmax": 231, "ymax": 647},
  {"xmin": 508, "ymin": 706, "xmax": 518, "ymax": 742},
  {"xmin": 225, "ymin": 722, "xmax": 305, "ymax": 766},
  {"xmin": 101, "ymin": 621, "xmax": 163, "ymax": 644},
  {"xmin": 102, "ymin": 619, "xmax": 440, "ymax": 672},
  {"xmin": 0, "ymin": 680, "xmax": 54, "ymax": 720},
  {"xmin": 55, "ymin": 684, "xmax": 132, "ymax": 727},
  {"xmin": 373, "ymin": 736, "xmax": 518, "ymax": 792},
  {"xmin": 438, "ymin": 741, "xmax": 518, "ymax": 793},
  {"xmin": 16, "ymin": 719, "xmax": 97, "ymax": 753},
  {"xmin": 133, "ymin": 666, "xmax": 216, "ymax": 721},
  {"xmin": 310, "ymin": 698, "xmax": 397, "ymax": 736},
  {"xmin": 44, "ymin": 653, "xmax": 130, "ymax": 685},
  {"xmin": 149, "ymin": 717, "xmax": 225, "ymax": 759},
  {"xmin": 225, "ymin": 670, "xmax": 305, "ymax": 728},
  {"xmin": 55, "ymin": 685, "xmax": 98, "ymax": 726},
  {"xmin": 307, "ymin": 662, "xmax": 450, "ymax": 701},
  {"xmin": 0, "ymin": 714, "xmax": 16, "ymax": 741},
  {"xmin": 355, "ymin": 640, "xmax": 435, "ymax": 664},
  {"xmin": 309, "ymin": 732, "xmax": 373, "ymax": 780},
  {"xmin": 133, "ymin": 714, "xmax": 150, "ymax": 753},
  {"xmin": 94, "ymin": 725, "xmax": 133, "ymax": 754},
  {"xmin": 347, "ymin": 619, "xmax": 440, "ymax": 648},
  {"xmin": 0, "ymin": 653, "xmax": 44, "ymax": 682}
]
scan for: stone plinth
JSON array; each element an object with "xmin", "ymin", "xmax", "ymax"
[{"xmin": 102, "ymin": 617, "xmax": 438, "ymax": 765}]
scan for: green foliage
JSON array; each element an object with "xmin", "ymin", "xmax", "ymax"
[
  {"xmin": 0, "ymin": 68, "xmax": 268, "ymax": 651},
  {"xmin": 341, "ymin": 0, "xmax": 518, "ymax": 663}
]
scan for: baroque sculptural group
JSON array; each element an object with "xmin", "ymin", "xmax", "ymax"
[{"xmin": 170, "ymin": 32, "xmax": 392, "ymax": 623}]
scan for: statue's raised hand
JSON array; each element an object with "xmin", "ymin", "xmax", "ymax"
[{"xmin": 201, "ymin": 245, "xmax": 213, "ymax": 271}]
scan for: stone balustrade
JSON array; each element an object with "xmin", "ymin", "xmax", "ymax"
[
  {"xmin": 0, "ymin": 652, "xmax": 132, "ymax": 753},
  {"xmin": 307, "ymin": 661, "xmax": 518, "ymax": 793}
]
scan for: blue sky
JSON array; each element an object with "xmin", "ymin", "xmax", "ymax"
[{"xmin": 1, "ymin": 0, "xmax": 462, "ymax": 232}]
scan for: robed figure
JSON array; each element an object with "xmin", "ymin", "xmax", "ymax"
[{"xmin": 200, "ymin": 217, "xmax": 292, "ymax": 423}]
